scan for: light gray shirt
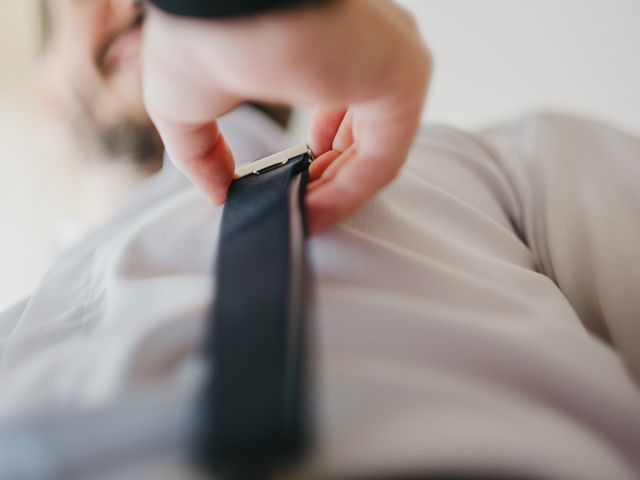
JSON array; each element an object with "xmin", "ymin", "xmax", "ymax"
[{"xmin": 1, "ymin": 108, "xmax": 639, "ymax": 480}]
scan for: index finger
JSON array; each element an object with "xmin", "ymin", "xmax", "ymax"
[{"xmin": 153, "ymin": 118, "xmax": 235, "ymax": 204}]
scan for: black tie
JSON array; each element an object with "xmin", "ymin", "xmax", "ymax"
[{"xmin": 192, "ymin": 145, "xmax": 313, "ymax": 477}]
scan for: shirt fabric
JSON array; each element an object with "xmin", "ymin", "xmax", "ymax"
[{"xmin": 1, "ymin": 107, "xmax": 640, "ymax": 479}]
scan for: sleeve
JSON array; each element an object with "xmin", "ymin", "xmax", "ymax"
[
  {"xmin": 148, "ymin": 0, "xmax": 331, "ymax": 19},
  {"xmin": 481, "ymin": 113, "xmax": 640, "ymax": 380}
]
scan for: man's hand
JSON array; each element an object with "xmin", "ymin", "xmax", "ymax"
[{"xmin": 142, "ymin": 0, "xmax": 431, "ymax": 233}]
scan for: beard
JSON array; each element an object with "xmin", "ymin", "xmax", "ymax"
[
  {"xmin": 99, "ymin": 119, "xmax": 165, "ymax": 170},
  {"xmin": 63, "ymin": 78, "xmax": 165, "ymax": 171},
  {"xmin": 67, "ymin": 106, "xmax": 165, "ymax": 172}
]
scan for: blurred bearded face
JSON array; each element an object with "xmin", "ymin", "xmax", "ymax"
[{"xmin": 43, "ymin": 0, "xmax": 163, "ymax": 168}]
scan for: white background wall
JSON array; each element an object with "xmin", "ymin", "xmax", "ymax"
[
  {"xmin": 397, "ymin": 0, "xmax": 640, "ymax": 133},
  {"xmin": 1, "ymin": 1, "xmax": 639, "ymax": 310}
]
